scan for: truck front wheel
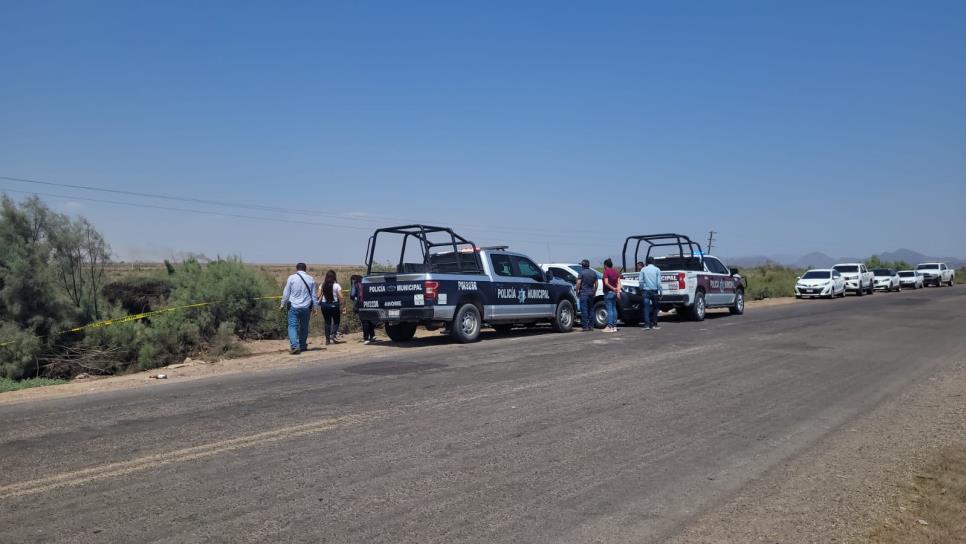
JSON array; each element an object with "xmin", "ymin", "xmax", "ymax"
[
  {"xmin": 729, "ymin": 289, "xmax": 745, "ymax": 315},
  {"xmin": 451, "ymin": 304, "xmax": 482, "ymax": 343},
  {"xmin": 385, "ymin": 323, "xmax": 417, "ymax": 342},
  {"xmin": 552, "ymin": 300, "xmax": 575, "ymax": 333},
  {"xmin": 592, "ymin": 300, "xmax": 607, "ymax": 329}
]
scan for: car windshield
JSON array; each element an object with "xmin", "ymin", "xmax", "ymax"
[
  {"xmin": 801, "ymin": 271, "xmax": 830, "ymax": 279},
  {"xmin": 834, "ymin": 265, "xmax": 858, "ymax": 273},
  {"xmin": 917, "ymin": 264, "xmax": 939, "ymax": 270},
  {"xmin": 873, "ymin": 269, "xmax": 892, "ymax": 276},
  {"xmin": 898, "ymin": 271, "xmax": 915, "ymax": 277}
]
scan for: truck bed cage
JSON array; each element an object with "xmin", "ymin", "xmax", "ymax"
[
  {"xmin": 365, "ymin": 225, "xmax": 478, "ymax": 275},
  {"xmin": 621, "ymin": 233, "xmax": 704, "ymax": 272}
]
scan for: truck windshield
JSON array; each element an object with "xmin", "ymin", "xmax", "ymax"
[
  {"xmin": 834, "ymin": 265, "xmax": 858, "ymax": 273},
  {"xmin": 916, "ymin": 264, "xmax": 939, "ymax": 270}
]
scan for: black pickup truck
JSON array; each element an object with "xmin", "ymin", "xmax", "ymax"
[{"xmin": 358, "ymin": 225, "xmax": 576, "ymax": 343}]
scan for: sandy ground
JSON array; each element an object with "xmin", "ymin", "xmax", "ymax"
[
  {"xmin": 0, "ymin": 297, "xmax": 797, "ymax": 406},
  {"xmin": 670, "ymin": 358, "xmax": 966, "ymax": 543}
]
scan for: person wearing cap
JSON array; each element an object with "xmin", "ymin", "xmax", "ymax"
[{"xmin": 574, "ymin": 259, "xmax": 598, "ymax": 331}]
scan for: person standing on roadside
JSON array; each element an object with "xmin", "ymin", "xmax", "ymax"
[
  {"xmin": 639, "ymin": 256, "xmax": 663, "ymax": 330},
  {"xmin": 281, "ymin": 263, "xmax": 316, "ymax": 355},
  {"xmin": 349, "ymin": 274, "xmax": 376, "ymax": 344},
  {"xmin": 575, "ymin": 259, "xmax": 599, "ymax": 331},
  {"xmin": 318, "ymin": 270, "xmax": 345, "ymax": 345},
  {"xmin": 602, "ymin": 258, "xmax": 621, "ymax": 332}
]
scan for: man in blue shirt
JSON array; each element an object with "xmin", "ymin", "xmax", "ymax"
[
  {"xmin": 280, "ymin": 263, "xmax": 317, "ymax": 354},
  {"xmin": 638, "ymin": 256, "xmax": 662, "ymax": 330}
]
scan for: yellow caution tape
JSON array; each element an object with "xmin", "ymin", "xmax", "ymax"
[{"xmin": 1, "ymin": 287, "xmax": 354, "ymax": 347}]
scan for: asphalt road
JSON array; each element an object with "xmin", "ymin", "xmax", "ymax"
[{"xmin": 2, "ymin": 286, "xmax": 965, "ymax": 543}]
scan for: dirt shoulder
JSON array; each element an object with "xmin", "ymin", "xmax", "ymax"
[
  {"xmin": 670, "ymin": 358, "xmax": 966, "ymax": 543},
  {"xmin": 0, "ymin": 298, "xmax": 796, "ymax": 406}
]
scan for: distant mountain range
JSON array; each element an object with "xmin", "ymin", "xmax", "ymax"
[{"xmin": 724, "ymin": 249, "xmax": 966, "ymax": 269}]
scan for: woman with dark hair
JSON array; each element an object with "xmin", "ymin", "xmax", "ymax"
[
  {"xmin": 317, "ymin": 269, "xmax": 345, "ymax": 345},
  {"xmin": 349, "ymin": 274, "xmax": 376, "ymax": 344}
]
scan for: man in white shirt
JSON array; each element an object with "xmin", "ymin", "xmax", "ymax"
[{"xmin": 280, "ymin": 263, "xmax": 317, "ymax": 354}]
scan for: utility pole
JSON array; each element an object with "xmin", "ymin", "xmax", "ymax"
[{"xmin": 707, "ymin": 230, "xmax": 716, "ymax": 254}]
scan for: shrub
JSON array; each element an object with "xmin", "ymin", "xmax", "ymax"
[{"xmin": 740, "ymin": 264, "xmax": 804, "ymax": 300}]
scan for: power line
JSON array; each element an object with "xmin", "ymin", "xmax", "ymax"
[
  {"xmin": 0, "ymin": 186, "xmax": 617, "ymax": 250},
  {"xmin": 0, "ymin": 174, "xmax": 621, "ymax": 243}
]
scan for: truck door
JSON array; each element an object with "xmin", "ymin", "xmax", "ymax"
[
  {"xmin": 512, "ymin": 256, "xmax": 556, "ymax": 318},
  {"xmin": 487, "ymin": 253, "xmax": 554, "ymax": 320},
  {"xmin": 704, "ymin": 257, "xmax": 736, "ymax": 305}
]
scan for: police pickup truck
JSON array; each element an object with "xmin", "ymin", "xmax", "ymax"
[
  {"xmin": 617, "ymin": 233, "xmax": 746, "ymax": 321},
  {"xmin": 358, "ymin": 225, "xmax": 576, "ymax": 343}
]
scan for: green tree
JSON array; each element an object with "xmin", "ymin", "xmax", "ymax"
[{"xmin": 0, "ymin": 195, "xmax": 111, "ymax": 378}]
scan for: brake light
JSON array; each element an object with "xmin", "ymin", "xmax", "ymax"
[
  {"xmin": 677, "ymin": 273, "xmax": 686, "ymax": 290},
  {"xmin": 424, "ymin": 281, "xmax": 440, "ymax": 301}
]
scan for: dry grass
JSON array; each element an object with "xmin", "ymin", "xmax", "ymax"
[{"xmin": 865, "ymin": 446, "xmax": 966, "ymax": 543}]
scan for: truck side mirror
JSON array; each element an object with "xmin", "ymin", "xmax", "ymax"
[
  {"xmin": 544, "ymin": 270, "xmax": 554, "ymax": 282},
  {"xmin": 730, "ymin": 267, "xmax": 739, "ymax": 275}
]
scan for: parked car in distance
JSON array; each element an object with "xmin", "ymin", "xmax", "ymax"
[
  {"xmin": 897, "ymin": 270, "xmax": 924, "ymax": 289},
  {"xmin": 832, "ymin": 263, "xmax": 875, "ymax": 296},
  {"xmin": 872, "ymin": 268, "xmax": 901, "ymax": 292},
  {"xmin": 915, "ymin": 262, "xmax": 956, "ymax": 287},
  {"xmin": 795, "ymin": 269, "xmax": 846, "ymax": 299}
]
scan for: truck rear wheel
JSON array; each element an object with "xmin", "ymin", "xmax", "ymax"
[
  {"xmin": 552, "ymin": 300, "xmax": 575, "ymax": 333},
  {"xmin": 690, "ymin": 291, "xmax": 707, "ymax": 321},
  {"xmin": 451, "ymin": 304, "xmax": 482, "ymax": 343},
  {"xmin": 385, "ymin": 323, "xmax": 417, "ymax": 342}
]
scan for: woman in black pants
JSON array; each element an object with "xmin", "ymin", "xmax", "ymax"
[{"xmin": 318, "ymin": 270, "xmax": 345, "ymax": 345}]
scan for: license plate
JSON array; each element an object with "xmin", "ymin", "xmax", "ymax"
[{"xmin": 387, "ymin": 309, "xmax": 400, "ymax": 318}]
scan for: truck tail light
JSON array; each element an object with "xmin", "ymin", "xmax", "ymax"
[
  {"xmin": 677, "ymin": 273, "xmax": 686, "ymax": 290},
  {"xmin": 424, "ymin": 281, "xmax": 440, "ymax": 301}
]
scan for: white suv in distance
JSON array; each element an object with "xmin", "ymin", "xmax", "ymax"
[
  {"xmin": 832, "ymin": 263, "xmax": 874, "ymax": 295},
  {"xmin": 795, "ymin": 269, "xmax": 846, "ymax": 299},
  {"xmin": 872, "ymin": 268, "xmax": 901, "ymax": 292},
  {"xmin": 915, "ymin": 262, "xmax": 955, "ymax": 287},
  {"xmin": 897, "ymin": 270, "xmax": 924, "ymax": 289}
]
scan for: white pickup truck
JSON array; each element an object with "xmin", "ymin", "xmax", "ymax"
[
  {"xmin": 617, "ymin": 233, "xmax": 746, "ymax": 321},
  {"xmin": 915, "ymin": 262, "xmax": 956, "ymax": 287},
  {"xmin": 832, "ymin": 263, "xmax": 875, "ymax": 296}
]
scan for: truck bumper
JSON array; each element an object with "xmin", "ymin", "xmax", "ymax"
[{"xmin": 358, "ymin": 308, "xmax": 435, "ymax": 323}]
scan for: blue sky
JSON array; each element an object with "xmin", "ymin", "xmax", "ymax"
[{"xmin": 2, "ymin": 1, "xmax": 964, "ymax": 264}]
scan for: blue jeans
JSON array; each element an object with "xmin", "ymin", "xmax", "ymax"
[
  {"xmin": 604, "ymin": 291, "xmax": 618, "ymax": 327},
  {"xmin": 287, "ymin": 306, "xmax": 311, "ymax": 350},
  {"xmin": 579, "ymin": 293, "xmax": 594, "ymax": 330},
  {"xmin": 642, "ymin": 290, "xmax": 659, "ymax": 328}
]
